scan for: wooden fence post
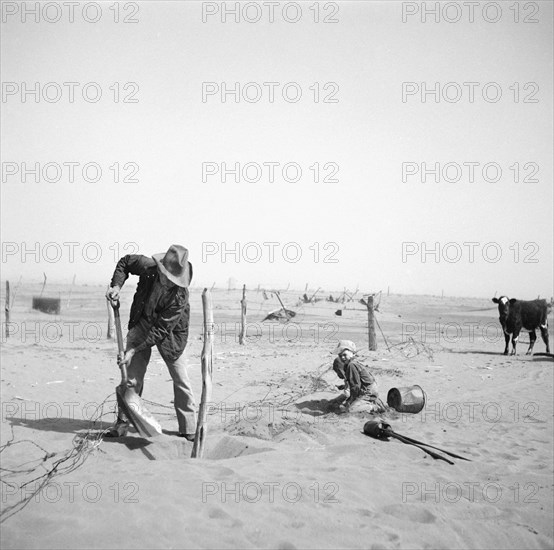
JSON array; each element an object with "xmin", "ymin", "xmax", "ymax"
[
  {"xmin": 274, "ymin": 290, "xmax": 292, "ymax": 321},
  {"xmin": 66, "ymin": 274, "xmax": 76, "ymax": 309},
  {"xmin": 5, "ymin": 281, "xmax": 10, "ymax": 339},
  {"xmin": 40, "ymin": 272, "xmax": 47, "ymax": 297},
  {"xmin": 191, "ymin": 289, "xmax": 214, "ymax": 459},
  {"xmin": 11, "ymin": 275, "xmax": 22, "ymax": 309},
  {"xmin": 239, "ymin": 284, "xmax": 246, "ymax": 345},
  {"xmin": 367, "ymin": 295, "xmax": 377, "ymax": 351}
]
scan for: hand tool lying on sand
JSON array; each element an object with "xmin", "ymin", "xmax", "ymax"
[
  {"xmin": 363, "ymin": 420, "xmax": 471, "ymax": 465},
  {"xmin": 111, "ymin": 299, "xmax": 162, "ymax": 438}
]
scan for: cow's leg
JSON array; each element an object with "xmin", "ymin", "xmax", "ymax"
[
  {"xmin": 511, "ymin": 330, "xmax": 520, "ymax": 355},
  {"xmin": 539, "ymin": 323, "xmax": 550, "ymax": 353},
  {"xmin": 526, "ymin": 330, "xmax": 537, "ymax": 355},
  {"xmin": 503, "ymin": 330, "xmax": 510, "ymax": 355}
]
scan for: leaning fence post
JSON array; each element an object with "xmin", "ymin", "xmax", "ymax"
[
  {"xmin": 40, "ymin": 272, "xmax": 47, "ymax": 297},
  {"xmin": 239, "ymin": 284, "xmax": 246, "ymax": 345},
  {"xmin": 5, "ymin": 281, "xmax": 10, "ymax": 338},
  {"xmin": 66, "ymin": 274, "xmax": 76, "ymax": 309},
  {"xmin": 191, "ymin": 288, "xmax": 214, "ymax": 459},
  {"xmin": 367, "ymin": 294, "xmax": 377, "ymax": 351}
]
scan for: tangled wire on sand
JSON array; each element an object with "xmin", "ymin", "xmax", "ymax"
[
  {"xmin": 0, "ymin": 395, "xmax": 114, "ymax": 524},
  {"xmin": 140, "ymin": 341, "xmax": 434, "ymax": 433},
  {"xmin": 386, "ymin": 337, "xmax": 438, "ymax": 361}
]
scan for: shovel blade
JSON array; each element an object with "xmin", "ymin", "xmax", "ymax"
[{"xmin": 116, "ymin": 385, "xmax": 162, "ymax": 438}]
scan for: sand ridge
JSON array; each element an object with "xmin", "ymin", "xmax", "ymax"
[{"xmin": 1, "ymin": 286, "xmax": 552, "ymax": 549}]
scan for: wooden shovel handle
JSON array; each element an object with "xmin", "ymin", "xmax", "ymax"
[
  {"xmin": 111, "ymin": 300, "xmax": 127, "ymax": 383},
  {"xmin": 111, "ymin": 300, "xmax": 125, "ymax": 355}
]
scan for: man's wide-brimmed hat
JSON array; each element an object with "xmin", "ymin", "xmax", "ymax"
[
  {"xmin": 333, "ymin": 340, "xmax": 357, "ymax": 355},
  {"xmin": 152, "ymin": 245, "xmax": 191, "ymax": 288}
]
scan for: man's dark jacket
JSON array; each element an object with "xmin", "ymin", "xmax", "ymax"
[{"xmin": 110, "ymin": 254, "xmax": 192, "ymax": 361}]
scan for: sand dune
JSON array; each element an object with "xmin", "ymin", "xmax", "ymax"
[{"xmin": 1, "ymin": 286, "xmax": 552, "ymax": 549}]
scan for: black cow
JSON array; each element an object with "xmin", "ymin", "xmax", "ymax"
[{"xmin": 492, "ymin": 296, "xmax": 550, "ymax": 355}]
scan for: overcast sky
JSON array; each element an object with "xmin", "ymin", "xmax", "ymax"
[{"xmin": 1, "ymin": 1, "xmax": 552, "ymax": 298}]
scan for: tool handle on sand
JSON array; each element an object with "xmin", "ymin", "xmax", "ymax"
[
  {"xmin": 390, "ymin": 432, "xmax": 471, "ymax": 461},
  {"xmin": 387, "ymin": 432, "xmax": 455, "ymax": 465}
]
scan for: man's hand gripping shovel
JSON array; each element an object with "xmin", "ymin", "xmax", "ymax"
[{"xmin": 110, "ymin": 298, "xmax": 162, "ymax": 438}]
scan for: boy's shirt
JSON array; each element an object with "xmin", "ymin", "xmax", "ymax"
[{"xmin": 344, "ymin": 360, "xmax": 377, "ymax": 401}]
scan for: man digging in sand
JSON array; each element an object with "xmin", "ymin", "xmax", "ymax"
[
  {"xmin": 332, "ymin": 340, "xmax": 386, "ymax": 414},
  {"xmin": 105, "ymin": 245, "xmax": 197, "ymax": 440}
]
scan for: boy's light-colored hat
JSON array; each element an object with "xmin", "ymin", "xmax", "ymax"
[{"xmin": 333, "ymin": 340, "xmax": 357, "ymax": 355}]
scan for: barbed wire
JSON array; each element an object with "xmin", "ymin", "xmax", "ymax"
[{"xmin": 0, "ymin": 394, "xmax": 114, "ymax": 524}]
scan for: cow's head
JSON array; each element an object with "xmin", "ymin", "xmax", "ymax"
[{"xmin": 492, "ymin": 296, "xmax": 517, "ymax": 320}]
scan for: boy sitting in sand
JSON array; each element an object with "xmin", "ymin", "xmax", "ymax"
[{"xmin": 332, "ymin": 340, "xmax": 386, "ymax": 414}]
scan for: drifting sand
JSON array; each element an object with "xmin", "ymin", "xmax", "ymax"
[{"xmin": 1, "ymin": 285, "xmax": 552, "ymax": 549}]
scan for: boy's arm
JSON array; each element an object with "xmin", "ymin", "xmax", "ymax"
[{"xmin": 345, "ymin": 364, "xmax": 362, "ymax": 404}]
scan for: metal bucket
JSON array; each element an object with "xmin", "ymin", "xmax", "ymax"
[{"xmin": 387, "ymin": 385, "xmax": 425, "ymax": 414}]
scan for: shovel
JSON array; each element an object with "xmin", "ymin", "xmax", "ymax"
[
  {"xmin": 363, "ymin": 420, "xmax": 470, "ymax": 465},
  {"xmin": 112, "ymin": 299, "xmax": 162, "ymax": 438}
]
